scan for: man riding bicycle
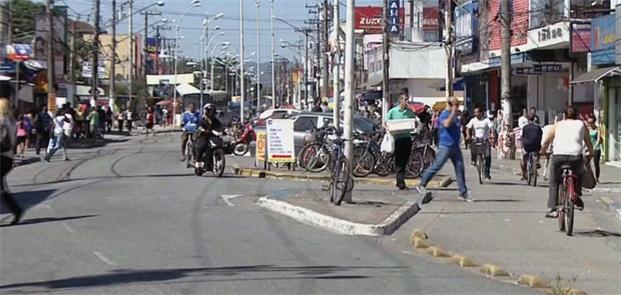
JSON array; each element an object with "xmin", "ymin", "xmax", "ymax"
[
  {"xmin": 195, "ymin": 104, "xmax": 223, "ymax": 171},
  {"xmin": 180, "ymin": 103, "xmax": 200, "ymax": 161},
  {"xmin": 540, "ymin": 106, "xmax": 594, "ymax": 218},
  {"xmin": 521, "ymin": 114, "xmax": 543, "ymax": 181},
  {"xmin": 466, "ymin": 107, "xmax": 494, "ymax": 180}
]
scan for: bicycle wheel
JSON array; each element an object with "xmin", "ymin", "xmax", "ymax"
[
  {"xmin": 532, "ymin": 162, "xmax": 538, "ymax": 187},
  {"xmin": 331, "ymin": 157, "xmax": 351, "ymax": 206},
  {"xmin": 352, "ymin": 146, "xmax": 375, "ymax": 178},
  {"xmin": 565, "ymin": 178, "xmax": 575, "ymax": 236},
  {"xmin": 527, "ymin": 158, "xmax": 533, "ymax": 186},
  {"xmin": 299, "ymin": 144, "xmax": 331, "ymax": 173},
  {"xmin": 477, "ymin": 154, "xmax": 484, "ymax": 184},
  {"xmin": 423, "ymin": 146, "xmax": 436, "ymax": 169},
  {"xmin": 558, "ymin": 185, "xmax": 566, "ymax": 232},
  {"xmin": 406, "ymin": 151, "xmax": 424, "ymax": 179},
  {"xmin": 185, "ymin": 141, "xmax": 193, "ymax": 169},
  {"xmin": 374, "ymin": 153, "xmax": 392, "ymax": 177}
]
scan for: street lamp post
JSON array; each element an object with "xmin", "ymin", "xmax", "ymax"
[
  {"xmin": 270, "ymin": 0, "xmax": 276, "ymax": 107},
  {"xmin": 240, "ymin": 0, "xmax": 246, "ymax": 122},
  {"xmin": 173, "ymin": 0, "xmax": 201, "ymax": 127},
  {"xmin": 255, "ymin": 0, "xmax": 261, "ymax": 112}
]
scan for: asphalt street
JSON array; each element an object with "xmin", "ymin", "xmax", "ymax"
[{"xmin": 0, "ymin": 133, "xmax": 537, "ymax": 294}]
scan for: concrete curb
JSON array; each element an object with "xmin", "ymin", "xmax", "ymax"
[
  {"xmin": 256, "ymin": 196, "xmax": 419, "ymax": 236},
  {"xmin": 598, "ymin": 196, "xmax": 621, "ymax": 221},
  {"xmin": 407, "ymin": 228, "xmax": 590, "ymax": 294},
  {"xmin": 235, "ymin": 168, "xmax": 452, "ymax": 188}
]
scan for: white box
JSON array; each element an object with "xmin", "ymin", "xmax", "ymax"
[{"xmin": 386, "ymin": 119, "xmax": 419, "ymax": 135}]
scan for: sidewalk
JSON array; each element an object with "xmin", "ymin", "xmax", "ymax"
[{"xmin": 386, "ymin": 150, "xmax": 621, "ymax": 295}]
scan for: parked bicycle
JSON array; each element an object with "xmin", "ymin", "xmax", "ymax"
[
  {"xmin": 298, "ymin": 127, "xmax": 333, "ymax": 173},
  {"xmin": 327, "ymin": 127, "xmax": 354, "ymax": 205}
]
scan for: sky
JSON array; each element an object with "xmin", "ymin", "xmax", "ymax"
[{"xmin": 56, "ymin": 0, "xmax": 381, "ymax": 64}]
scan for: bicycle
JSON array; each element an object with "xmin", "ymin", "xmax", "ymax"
[
  {"xmin": 328, "ymin": 128, "xmax": 354, "ymax": 206},
  {"xmin": 351, "ymin": 131, "xmax": 380, "ymax": 177},
  {"xmin": 526, "ymin": 151, "xmax": 539, "ymax": 187},
  {"xmin": 184, "ymin": 132, "xmax": 197, "ymax": 169},
  {"xmin": 470, "ymin": 138, "xmax": 488, "ymax": 184},
  {"xmin": 557, "ymin": 164, "xmax": 578, "ymax": 236},
  {"xmin": 298, "ymin": 127, "xmax": 332, "ymax": 173}
]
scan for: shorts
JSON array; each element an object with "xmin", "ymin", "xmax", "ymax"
[
  {"xmin": 16, "ymin": 136, "xmax": 27, "ymax": 145},
  {"xmin": 146, "ymin": 123, "xmax": 154, "ymax": 129}
]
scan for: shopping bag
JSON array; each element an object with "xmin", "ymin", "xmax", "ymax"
[
  {"xmin": 380, "ymin": 132, "xmax": 395, "ymax": 154},
  {"xmin": 582, "ymin": 162, "xmax": 597, "ymax": 189}
]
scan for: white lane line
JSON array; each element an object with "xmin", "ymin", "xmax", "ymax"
[
  {"xmin": 220, "ymin": 194, "xmax": 243, "ymax": 206},
  {"xmin": 61, "ymin": 222, "xmax": 75, "ymax": 234},
  {"xmin": 93, "ymin": 251, "xmax": 116, "ymax": 266}
]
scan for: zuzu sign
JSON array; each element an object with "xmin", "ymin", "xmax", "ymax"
[{"xmin": 354, "ymin": 6, "xmax": 404, "ymax": 34}]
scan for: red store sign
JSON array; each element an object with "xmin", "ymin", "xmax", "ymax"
[{"xmin": 355, "ymin": 6, "xmax": 404, "ymax": 34}]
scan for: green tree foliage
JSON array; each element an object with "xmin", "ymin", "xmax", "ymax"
[{"xmin": 8, "ymin": 0, "xmax": 45, "ymax": 43}]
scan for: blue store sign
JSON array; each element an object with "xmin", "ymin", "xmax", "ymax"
[
  {"xmin": 387, "ymin": 0, "xmax": 400, "ymax": 36},
  {"xmin": 591, "ymin": 14, "xmax": 616, "ymax": 65}
]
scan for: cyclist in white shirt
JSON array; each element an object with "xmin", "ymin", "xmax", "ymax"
[{"xmin": 466, "ymin": 107, "xmax": 494, "ymax": 180}]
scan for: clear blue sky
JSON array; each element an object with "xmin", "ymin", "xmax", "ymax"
[{"xmin": 58, "ymin": 0, "xmax": 381, "ymax": 62}]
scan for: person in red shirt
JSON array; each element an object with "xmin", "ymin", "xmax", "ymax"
[{"xmin": 145, "ymin": 107, "xmax": 155, "ymax": 137}]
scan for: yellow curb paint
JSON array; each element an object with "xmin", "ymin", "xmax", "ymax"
[
  {"xmin": 517, "ymin": 274, "xmax": 547, "ymax": 288},
  {"xmin": 451, "ymin": 255, "xmax": 477, "ymax": 267},
  {"xmin": 480, "ymin": 264, "xmax": 509, "ymax": 277},
  {"xmin": 568, "ymin": 289, "xmax": 588, "ymax": 295},
  {"xmin": 426, "ymin": 246, "xmax": 450, "ymax": 257},
  {"xmin": 411, "ymin": 237, "xmax": 430, "ymax": 249},
  {"xmin": 410, "ymin": 229, "xmax": 428, "ymax": 240}
]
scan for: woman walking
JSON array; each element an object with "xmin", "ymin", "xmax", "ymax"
[
  {"xmin": 0, "ymin": 98, "xmax": 24, "ymax": 225},
  {"xmin": 587, "ymin": 116, "xmax": 603, "ymax": 182},
  {"xmin": 15, "ymin": 114, "xmax": 29, "ymax": 158},
  {"xmin": 44, "ymin": 109, "xmax": 70, "ymax": 162}
]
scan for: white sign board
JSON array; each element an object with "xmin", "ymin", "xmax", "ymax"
[{"xmin": 267, "ymin": 119, "xmax": 295, "ymax": 163}]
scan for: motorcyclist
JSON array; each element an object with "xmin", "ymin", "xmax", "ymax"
[
  {"xmin": 195, "ymin": 104, "xmax": 223, "ymax": 171},
  {"xmin": 180, "ymin": 103, "xmax": 200, "ymax": 161}
]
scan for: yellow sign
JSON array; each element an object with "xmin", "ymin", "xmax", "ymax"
[
  {"xmin": 48, "ymin": 93, "xmax": 57, "ymax": 114},
  {"xmin": 256, "ymin": 130, "xmax": 267, "ymax": 162}
]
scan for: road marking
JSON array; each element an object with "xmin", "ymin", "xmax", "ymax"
[
  {"xmin": 220, "ymin": 194, "xmax": 243, "ymax": 206},
  {"xmin": 93, "ymin": 251, "xmax": 116, "ymax": 266},
  {"xmin": 61, "ymin": 222, "xmax": 75, "ymax": 234}
]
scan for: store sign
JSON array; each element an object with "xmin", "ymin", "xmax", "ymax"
[
  {"xmin": 387, "ymin": 0, "xmax": 401, "ymax": 36},
  {"xmin": 266, "ymin": 119, "xmax": 295, "ymax": 163},
  {"xmin": 81, "ymin": 61, "xmax": 108, "ymax": 79},
  {"xmin": 6, "ymin": 44, "xmax": 32, "ymax": 62},
  {"xmin": 454, "ymin": 1, "xmax": 479, "ymax": 55},
  {"xmin": 515, "ymin": 64, "xmax": 562, "ymax": 75},
  {"xmin": 256, "ymin": 129, "xmax": 267, "ymax": 161},
  {"xmin": 422, "ymin": 7, "xmax": 439, "ymax": 30},
  {"xmin": 571, "ymin": 23, "xmax": 591, "ymax": 53},
  {"xmin": 592, "ymin": 14, "xmax": 616, "ymax": 65},
  {"xmin": 355, "ymin": 7, "xmax": 383, "ymax": 33},
  {"xmin": 146, "ymin": 37, "xmax": 158, "ymax": 54},
  {"xmin": 537, "ymin": 27, "xmax": 563, "ymax": 43}
]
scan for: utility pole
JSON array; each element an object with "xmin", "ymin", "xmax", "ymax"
[
  {"xmin": 7, "ymin": 1, "xmax": 12, "ymax": 44},
  {"xmin": 322, "ymin": 0, "xmax": 329, "ymax": 99},
  {"xmin": 500, "ymin": 0, "xmax": 512, "ymax": 128},
  {"xmin": 332, "ymin": 0, "xmax": 340, "ymax": 128},
  {"xmin": 47, "ymin": 0, "xmax": 56, "ymax": 112},
  {"xmin": 70, "ymin": 20, "xmax": 77, "ymax": 82},
  {"xmin": 255, "ymin": 0, "xmax": 261, "ymax": 112},
  {"xmin": 270, "ymin": 0, "xmax": 276, "ymax": 106},
  {"xmin": 110, "ymin": 0, "xmax": 117, "ymax": 111},
  {"xmin": 240, "ymin": 0, "xmax": 246, "ymax": 121},
  {"xmin": 128, "ymin": 0, "xmax": 134, "ymax": 108},
  {"xmin": 142, "ymin": 11, "xmax": 161, "ymax": 77},
  {"xmin": 444, "ymin": 0, "xmax": 454, "ymax": 97},
  {"xmin": 304, "ymin": 30, "xmax": 309, "ymax": 108},
  {"xmin": 382, "ymin": 0, "xmax": 390, "ymax": 121},
  {"xmin": 92, "ymin": 0, "xmax": 101, "ymax": 103},
  {"xmin": 343, "ymin": 0, "xmax": 355, "ymax": 203}
]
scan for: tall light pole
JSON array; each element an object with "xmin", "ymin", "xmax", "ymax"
[
  {"xmin": 128, "ymin": 0, "xmax": 133, "ymax": 108},
  {"xmin": 270, "ymin": 0, "xmax": 276, "ymax": 107},
  {"xmin": 173, "ymin": 0, "xmax": 201, "ymax": 126},
  {"xmin": 255, "ymin": 0, "xmax": 261, "ymax": 112},
  {"xmin": 343, "ymin": 0, "xmax": 355, "ymax": 202},
  {"xmin": 332, "ymin": 0, "xmax": 339, "ymax": 129},
  {"xmin": 240, "ymin": 0, "xmax": 246, "ymax": 121}
]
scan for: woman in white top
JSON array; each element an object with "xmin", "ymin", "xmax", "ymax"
[
  {"xmin": 44, "ymin": 109, "xmax": 70, "ymax": 162},
  {"xmin": 0, "ymin": 98, "xmax": 24, "ymax": 224},
  {"xmin": 540, "ymin": 106, "xmax": 594, "ymax": 218}
]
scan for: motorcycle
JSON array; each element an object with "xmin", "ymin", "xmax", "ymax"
[
  {"xmin": 193, "ymin": 129, "xmax": 233, "ymax": 177},
  {"xmin": 233, "ymin": 123, "xmax": 256, "ymax": 156}
]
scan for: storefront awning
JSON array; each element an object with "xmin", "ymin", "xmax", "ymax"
[
  {"xmin": 176, "ymin": 83, "xmax": 201, "ymax": 97},
  {"xmin": 0, "ymin": 75, "xmax": 10, "ymax": 81},
  {"xmin": 570, "ymin": 66, "xmax": 621, "ymax": 84}
]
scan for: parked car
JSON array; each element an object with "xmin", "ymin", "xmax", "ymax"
[
  {"xmin": 289, "ymin": 112, "xmax": 377, "ymax": 153},
  {"xmin": 255, "ymin": 108, "xmax": 302, "ymax": 127}
]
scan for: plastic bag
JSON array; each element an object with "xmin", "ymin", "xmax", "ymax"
[
  {"xmin": 582, "ymin": 162, "xmax": 597, "ymax": 189},
  {"xmin": 380, "ymin": 132, "xmax": 395, "ymax": 154}
]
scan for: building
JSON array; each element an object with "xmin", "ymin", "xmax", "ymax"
[{"xmin": 90, "ymin": 34, "xmax": 143, "ymax": 81}]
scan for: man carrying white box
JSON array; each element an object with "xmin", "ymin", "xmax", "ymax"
[{"xmin": 385, "ymin": 94, "xmax": 418, "ymax": 190}]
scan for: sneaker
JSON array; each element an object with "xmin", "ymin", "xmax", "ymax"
[
  {"xmin": 575, "ymin": 197, "xmax": 584, "ymax": 211},
  {"xmin": 415, "ymin": 185, "xmax": 428, "ymax": 195},
  {"xmin": 545, "ymin": 208, "xmax": 558, "ymax": 218},
  {"xmin": 470, "ymin": 163, "xmax": 477, "ymax": 167},
  {"xmin": 485, "ymin": 174, "xmax": 492, "ymax": 180},
  {"xmin": 458, "ymin": 192, "xmax": 474, "ymax": 202}
]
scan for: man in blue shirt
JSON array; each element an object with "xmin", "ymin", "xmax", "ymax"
[
  {"xmin": 417, "ymin": 97, "xmax": 472, "ymax": 202},
  {"xmin": 180, "ymin": 103, "xmax": 200, "ymax": 161}
]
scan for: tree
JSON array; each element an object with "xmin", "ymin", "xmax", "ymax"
[{"xmin": 8, "ymin": 0, "xmax": 45, "ymax": 43}]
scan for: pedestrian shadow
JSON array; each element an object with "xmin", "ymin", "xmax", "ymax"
[
  {"xmin": 0, "ymin": 265, "xmax": 396, "ymax": 291},
  {"xmin": 487, "ymin": 181, "xmax": 528, "ymax": 186},
  {"xmin": 472, "ymin": 199, "xmax": 524, "ymax": 203},
  {"xmin": 572, "ymin": 229, "xmax": 621, "ymax": 238},
  {"xmin": 0, "ymin": 189, "xmax": 55, "ymax": 214},
  {"xmin": 0, "ymin": 214, "xmax": 97, "ymax": 227}
]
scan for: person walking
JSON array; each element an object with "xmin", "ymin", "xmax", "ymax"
[
  {"xmin": 416, "ymin": 96, "xmax": 472, "ymax": 202},
  {"xmin": 386, "ymin": 94, "xmax": 417, "ymax": 190},
  {"xmin": 0, "ymin": 98, "xmax": 24, "ymax": 225},
  {"xmin": 88, "ymin": 107, "xmax": 100, "ymax": 139},
  {"xmin": 126, "ymin": 108, "xmax": 134, "ymax": 132},
  {"xmin": 105, "ymin": 106, "xmax": 113, "ymax": 133},
  {"xmin": 117, "ymin": 109, "xmax": 125, "ymax": 132},
  {"xmin": 34, "ymin": 106, "xmax": 52, "ymax": 155},
  {"xmin": 15, "ymin": 114, "xmax": 29, "ymax": 158},
  {"xmin": 145, "ymin": 107, "xmax": 156, "ymax": 137},
  {"xmin": 587, "ymin": 116, "xmax": 602, "ymax": 182},
  {"xmin": 44, "ymin": 109, "xmax": 70, "ymax": 162}
]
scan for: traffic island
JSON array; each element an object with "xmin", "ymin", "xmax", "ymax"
[{"xmin": 256, "ymin": 187, "xmax": 433, "ymax": 236}]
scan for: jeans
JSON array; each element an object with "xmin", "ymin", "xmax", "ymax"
[
  {"xmin": 593, "ymin": 149, "xmax": 601, "ymax": 180},
  {"xmin": 548, "ymin": 155, "xmax": 584, "ymax": 209},
  {"xmin": 394, "ymin": 137, "xmax": 413, "ymax": 188},
  {"xmin": 1, "ymin": 155, "xmax": 21, "ymax": 216},
  {"xmin": 421, "ymin": 145, "xmax": 468, "ymax": 197},
  {"xmin": 46, "ymin": 134, "xmax": 67, "ymax": 160},
  {"xmin": 35, "ymin": 132, "xmax": 49, "ymax": 154}
]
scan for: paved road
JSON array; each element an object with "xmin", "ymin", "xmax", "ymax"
[{"xmin": 0, "ymin": 133, "xmax": 535, "ymax": 294}]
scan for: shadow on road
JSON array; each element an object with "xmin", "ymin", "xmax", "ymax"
[
  {"xmin": 0, "ymin": 189, "xmax": 55, "ymax": 214},
  {"xmin": 0, "ymin": 214, "xmax": 97, "ymax": 227},
  {"xmin": 573, "ymin": 229, "xmax": 621, "ymax": 238},
  {"xmin": 0, "ymin": 265, "xmax": 395, "ymax": 291}
]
